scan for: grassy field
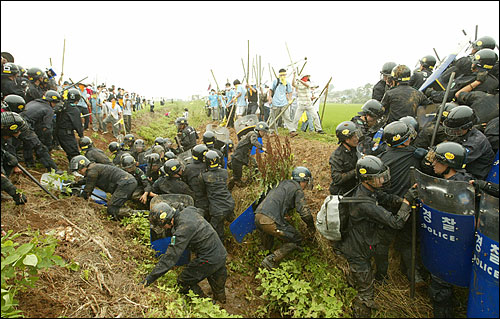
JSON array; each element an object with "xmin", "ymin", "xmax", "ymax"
[{"xmin": 317, "ymin": 103, "xmax": 362, "ymax": 134}]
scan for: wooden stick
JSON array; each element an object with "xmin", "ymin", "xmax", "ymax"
[
  {"xmin": 320, "ymin": 87, "xmax": 329, "ymax": 123},
  {"xmin": 312, "ymin": 77, "xmax": 332, "ymax": 106},
  {"xmin": 247, "ymin": 40, "xmax": 250, "ymax": 83},
  {"xmin": 241, "ymin": 58, "xmax": 247, "ymax": 82}
]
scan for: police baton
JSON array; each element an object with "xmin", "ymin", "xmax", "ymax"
[
  {"xmin": 16, "ymin": 163, "xmax": 59, "ymax": 200},
  {"xmin": 430, "ymin": 72, "xmax": 455, "ymax": 148},
  {"xmin": 410, "ymin": 203, "xmax": 417, "ymax": 299}
]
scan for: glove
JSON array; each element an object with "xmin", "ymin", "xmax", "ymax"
[
  {"xmin": 471, "ymin": 179, "xmax": 487, "ymax": 192},
  {"xmin": 413, "ymin": 148, "xmax": 428, "ymax": 160},
  {"xmin": 476, "ymin": 71, "xmax": 488, "ymax": 83},
  {"xmin": 79, "ymin": 191, "xmax": 89, "ymax": 200},
  {"xmin": 404, "ymin": 187, "xmax": 419, "ymax": 203},
  {"xmin": 424, "ymin": 87, "xmax": 435, "ymax": 97},
  {"xmin": 397, "ymin": 201, "xmax": 411, "ymax": 222},
  {"xmin": 374, "ymin": 190, "xmax": 392, "ymax": 205},
  {"xmin": 4, "ymin": 152, "xmax": 18, "ymax": 167}
]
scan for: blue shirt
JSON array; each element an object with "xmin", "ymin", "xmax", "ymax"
[
  {"xmin": 271, "ymin": 79, "xmax": 292, "ymax": 107},
  {"xmin": 226, "ymin": 89, "xmax": 235, "ymax": 105},
  {"xmin": 208, "ymin": 94, "xmax": 219, "ymax": 107},
  {"xmin": 236, "ymin": 85, "xmax": 247, "ymax": 107}
]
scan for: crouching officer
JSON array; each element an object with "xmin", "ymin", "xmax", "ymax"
[
  {"xmin": 340, "ymin": 155, "xmax": 415, "ymax": 318},
  {"xmin": 175, "ymin": 117, "xmax": 197, "ymax": 152},
  {"xmin": 120, "ymin": 155, "xmax": 152, "ymax": 204},
  {"xmin": 255, "ymin": 166, "xmax": 315, "ymax": 270},
  {"xmin": 151, "ymin": 159, "xmax": 195, "ymax": 197},
  {"xmin": 56, "ymin": 88, "xmax": 84, "ymax": 162},
  {"xmin": 182, "ymin": 144, "xmax": 210, "ymax": 216},
  {"xmin": 141, "ymin": 202, "xmax": 228, "ymax": 304},
  {"xmin": 69, "ymin": 155, "xmax": 137, "ymax": 220},
  {"xmin": 199, "ymin": 150, "xmax": 235, "ymax": 242},
  {"xmin": 79, "ymin": 136, "xmax": 112, "ymax": 165}
]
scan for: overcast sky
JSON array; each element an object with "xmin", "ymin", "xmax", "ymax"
[{"xmin": 2, "ymin": 1, "xmax": 499, "ymax": 100}]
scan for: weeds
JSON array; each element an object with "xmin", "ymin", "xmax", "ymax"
[{"xmin": 256, "ymin": 134, "xmax": 294, "ymax": 192}]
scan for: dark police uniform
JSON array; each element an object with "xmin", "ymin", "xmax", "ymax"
[
  {"xmin": 178, "ymin": 125, "xmax": 197, "ymax": 151},
  {"xmin": 1, "ymin": 77, "xmax": 25, "ymax": 98},
  {"xmin": 84, "ymin": 146, "xmax": 112, "ymax": 165},
  {"xmin": 80, "ymin": 163, "xmax": 137, "ymax": 220},
  {"xmin": 24, "ymin": 82, "xmax": 44, "ymax": 104},
  {"xmin": 112, "ymin": 149, "xmax": 132, "ymax": 166},
  {"xmin": 371, "ymin": 79, "xmax": 387, "ymax": 102},
  {"xmin": 328, "ymin": 143, "xmax": 358, "ymax": 195},
  {"xmin": 55, "ymin": 102, "xmax": 84, "ymax": 162},
  {"xmin": 449, "ymin": 127, "xmax": 495, "ymax": 180},
  {"xmin": 254, "ymin": 179, "xmax": 314, "ymax": 262},
  {"xmin": 20, "ymin": 98, "xmax": 54, "ymax": 159},
  {"xmin": 414, "ymin": 117, "xmax": 447, "ymax": 149},
  {"xmin": 340, "ymin": 184, "xmax": 410, "ymax": 317},
  {"xmin": 199, "ymin": 167, "xmax": 235, "ymax": 241},
  {"xmin": 381, "ymin": 84, "xmax": 431, "ymax": 124},
  {"xmin": 410, "ymin": 68, "xmax": 433, "ymax": 90},
  {"xmin": 484, "ymin": 117, "xmax": 499, "ymax": 154},
  {"xmin": 230, "ymin": 130, "xmax": 263, "ymax": 182},
  {"xmin": 182, "ymin": 161, "xmax": 209, "ymax": 215},
  {"xmin": 129, "ymin": 167, "xmax": 152, "ymax": 200},
  {"xmin": 143, "ymin": 206, "xmax": 227, "ymax": 302},
  {"xmin": 152, "ymin": 175, "xmax": 195, "ymax": 198},
  {"xmin": 17, "ymin": 124, "xmax": 58, "ymax": 171}
]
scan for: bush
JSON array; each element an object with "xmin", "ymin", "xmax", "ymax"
[
  {"xmin": 1, "ymin": 230, "xmax": 67, "ymax": 318},
  {"xmin": 255, "ymin": 135, "xmax": 294, "ymax": 192}
]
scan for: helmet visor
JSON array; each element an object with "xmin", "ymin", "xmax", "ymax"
[
  {"xmin": 444, "ymin": 125, "xmax": 466, "ymax": 137},
  {"xmin": 363, "ymin": 167, "xmax": 391, "ymax": 189}
]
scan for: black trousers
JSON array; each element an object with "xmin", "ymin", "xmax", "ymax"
[
  {"xmin": 177, "ymin": 258, "xmax": 227, "ymax": 298},
  {"xmin": 57, "ymin": 130, "xmax": 80, "ymax": 162}
]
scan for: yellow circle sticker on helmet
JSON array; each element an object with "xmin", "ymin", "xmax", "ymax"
[
  {"xmin": 342, "ymin": 129, "xmax": 350, "ymax": 135},
  {"xmin": 160, "ymin": 212, "xmax": 167, "ymax": 219},
  {"xmin": 445, "ymin": 152, "xmax": 455, "ymax": 160},
  {"xmin": 475, "ymin": 54, "xmax": 481, "ymax": 60},
  {"xmin": 476, "ymin": 40, "xmax": 483, "ymax": 46},
  {"xmin": 9, "ymin": 124, "xmax": 18, "ymax": 130},
  {"xmin": 359, "ymin": 168, "xmax": 367, "ymax": 174},
  {"xmin": 299, "ymin": 172, "xmax": 306, "ymax": 178},
  {"xmin": 443, "ymin": 111, "xmax": 449, "ymax": 117},
  {"xmin": 393, "ymin": 134, "xmax": 401, "ymax": 141},
  {"xmin": 18, "ymin": 104, "xmax": 24, "ymax": 109},
  {"xmin": 52, "ymin": 95, "xmax": 58, "ymax": 99},
  {"xmin": 79, "ymin": 159, "xmax": 85, "ymax": 165},
  {"xmin": 171, "ymin": 166, "xmax": 177, "ymax": 171}
]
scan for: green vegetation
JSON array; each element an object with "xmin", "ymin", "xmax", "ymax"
[
  {"xmin": 317, "ymin": 103, "xmax": 362, "ymax": 134},
  {"xmin": 1, "ymin": 230, "xmax": 68, "ymax": 318}
]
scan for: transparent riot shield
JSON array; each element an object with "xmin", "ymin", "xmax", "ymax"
[
  {"xmin": 412, "ymin": 168, "xmax": 476, "ymax": 287},
  {"xmin": 234, "ymin": 114, "xmax": 258, "ymax": 140},
  {"xmin": 467, "ymin": 192, "xmax": 499, "ymax": 318},
  {"xmin": 149, "ymin": 194, "xmax": 194, "ymax": 265},
  {"xmin": 205, "ymin": 124, "xmax": 230, "ymax": 149}
]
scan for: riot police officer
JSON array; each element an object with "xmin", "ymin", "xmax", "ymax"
[
  {"xmin": 372, "ymin": 62, "xmax": 396, "ymax": 102},
  {"xmin": 443, "ymin": 105, "xmax": 494, "ymax": 180},
  {"xmin": 340, "ymin": 156, "xmax": 414, "ymax": 317},
  {"xmin": 132, "ymin": 138, "xmax": 147, "ymax": 165},
  {"xmin": 55, "ymin": 88, "xmax": 84, "ymax": 162},
  {"xmin": 120, "ymin": 154, "xmax": 152, "ymax": 204},
  {"xmin": 1, "ymin": 148, "xmax": 27, "ymax": 205},
  {"xmin": 329, "ymin": 121, "xmax": 360, "ymax": 196},
  {"xmin": 182, "ymin": 144, "xmax": 210, "ymax": 216},
  {"xmin": 410, "ymin": 55, "xmax": 436, "ymax": 90},
  {"xmin": 351, "ymin": 99, "xmax": 386, "ymax": 156},
  {"xmin": 255, "ymin": 166, "xmax": 316, "ymax": 270},
  {"xmin": 381, "ymin": 64, "xmax": 431, "ymax": 124},
  {"xmin": 79, "ymin": 137, "xmax": 112, "ymax": 165},
  {"xmin": 144, "ymin": 153, "xmax": 162, "ymax": 183},
  {"xmin": 122, "ymin": 133, "xmax": 135, "ymax": 152},
  {"xmin": 2, "ymin": 94, "xmax": 26, "ymax": 113},
  {"xmin": 230, "ymin": 121, "xmax": 268, "ymax": 187},
  {"xmin": 24, "ymin": 67, "xmax": 45, "ymax": 103},
  {"xmin": 199, "ymin": 150, "xmax": 235, "ymax": 242},
  {"xmin": 69, "ymin": 155, "xmax": 137, "ymax": 220},
  {"xmin": 414, "ymin": 102, "xmax": 458, "ymax": 149},
  {"xmin": 202, "ymin": 131, "xmax": 224, "ymax": 159},
  {"xmin": 1, "ymin": 63, "xmax": 25, "ymax": 98},
  {"xmin": 141, "ymin": 202, "xmax": 228, "ymax": 304},
  {"xmin": 109, "ymin": 141, "xmax": 132, "ymax": 166},
  {"xmin": 151, "ymin": 159, "xmax": 195, "ymax": 198},
  {"xmin": 175, "ymin": 117, "xmax": 197, "ymax": 152}
]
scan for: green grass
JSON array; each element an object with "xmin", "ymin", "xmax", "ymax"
[{"xmin": 317, "ymin": 103, "xmax": 362, "ymax": 134}]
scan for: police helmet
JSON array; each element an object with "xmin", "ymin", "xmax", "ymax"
[
  {"xmin": 27, "ymin": 67, "xmax": 44, "ymax": 82},
  {"xmin": 192, "ymin": 144, "xmax": 209, "ymax": 162},
  {"xmin": 152, "ymin": 145, "xmax": 165, "ymax": 155},
  {"xmin": 164, "ymin": 151, "xmax": 176, "ymax": 160},
  {"xmin": 69, "ymin": 155, "xmax": 91, "ymax": 172},
  {"xmin": 335, "ymin": 121, "xmax": 361, "ymax": 143},
  {"xmin": 443, "ymin": 105, "xmax": 477, "ymax": 137},
  {"xmin": 163, "ymin": 159, "xmax": 182, "ymax": 177},
  {"xmin": 18, "ymin": 65, "xmax": 26, "ymax": 77},
  {"xmin": 2, "ymin": 62, "xmax": 19, "ymax": 76},
  {"xmin": 134, "ymin": 139, "xmax": 145, "ymax": 151},
  {"xmin": 79, "ymin": 136, "xmax": 93, "ymax": 150},
  {"xmin": 42, "ymin": 90, "xmax": 62, "ymax": 103},
  {"xmin": 472, "ymin": 49, "xmax": 498, "ymax": 71},
  {"xmin": 291, "ymin": 166, "xmax": 312, "ymax": 182},
  {"xmin": 399, "ymin": 116, "xmax": 419, "ymax": 138},
  {"xmin": 361, "ymin": 99, "xmax": 385, "ymax": 118},
  {"xmin": 108, "ymin": 141, "xmax": 120, "ymax": 154},
  {"xmin": 419, "ymin": 55, "xmax": 437, "ymax": 69},
  {"xmin": 432, "ymin": 141, "xmax": 467, "ymax": 170},
  {"xmin": 356, "ymin": 155, "xmax": 390, "ymax": 188},
  {"xmin": 383, "ymin": 121, "xmax": 412, "ymax": 147},
  {"xmin": 254, "ymin": 121, "xmax": 270, "ymax": 133},
  {"xmin": 390, "ymin": 65, "xmax": 412, "ymax": 83},
  {"xmin": 472, "ymin": 36, "xmax": 496, "ymax": 51},
  {"xmin": 175, "ymin": 117, "xmax": 188, "ymax": 126},
  {"xmin": 381, "ymin": 62, "xmax": 397, "ymax": 75},
  {"xmin": 145, "ymin": 153, "xmax": 161, "ymax": 165},
  {"xmin": 163, "ymin": 138, "xmax": 173, "ymax": 148},
  {"xmin": 202, "ymin": 131, "xmax": 216, "ymax": 146},
  {"xmin": 64, "ymin": 88, "xmax": 81, "ymax": 103},
  {"xmin": 123, "ymin": 134, "xmax": 135, "ymax": 147},
  {"xmin": 120, "ymin": 154, "xmax": 137, "ymax": 169},
  {"xmin": 1, "ymin": 111, "xmax": 27, "ymax": 135},
  {"xmin": 441, "ymin": 102, "xmax": 458, "ymax": 120},
  {"xmin": 154, "ymin": 137, "xmax": 164, "ymax": 146},
  {"xmin": 149, "ymin": 202, "xmax": 176, "ymax": 227},
  {"xmin": 204, "ymin": 150, "xmax": 221, "ymax": 170},
  {"xmin": 3, "ymin": 95, "xmax": 26, "ymax": 113}
]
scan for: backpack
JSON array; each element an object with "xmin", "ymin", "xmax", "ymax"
[
  {"xmin": 271, "ymin": 78, "xmax": 284, "ymax": 98},
  {"xmin": 315, "ymin": 194, "xmax": 376, "ymax": 242}
]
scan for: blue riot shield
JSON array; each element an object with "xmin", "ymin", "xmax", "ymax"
[
  {"xmin": 250, "ymin": 137, "xmax": 263, "ymax": 156},
  {"xmin": 149, "ymin": 194, "xmax": 194, "ymax": 266},
  {"xmin": 412, "ymin": 168, "xmax": 476, "ymax": 287},
  {"xmin": 467, "ymin": 192, "xmax": 499, "ymax": 318},
  {"xmin": 486, "ymin": 151, "xmax": 499, "ymax": 184},
  {"xmin": 138, "ymin": 163, "xmax": 147, "ymax": 174},
  {"xmin": 230, "ymin": 201, "xmax": 257, "ymax": 243}
]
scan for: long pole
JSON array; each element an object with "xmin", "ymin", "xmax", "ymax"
[
  {"xmin": 247, "ymin": 40, "xmax": 250, "ymax": 84},
  {"xmin": 285, "ymin": 42, "xmax": 296, "ymax": 74},
  {"xmin": 410, "ymin": 204, "xmax": 417, "ymax": 299},
  {"xmin": 298, "ymin": 60, "xmax": 308, "ymax": 76},
  {"xmin": 320, "ymin": 87, "xmax": 329, "ymax": 123},
  {"xmin": 312, "ymin": 77, "xmax": 332, "ymax": 106},
  {"xmin": 58, "ymin": 38, "xmax": 66, "ymax": 85},
  {"xmin": 269, "ymin": 63, "xmax": 273, "ymax": 82},
  {"xmin": 474, "ymin": 24, "xmax": 478, "ymax": 41},
  {"xmin": 430, "ymin": 72, "xmax": 456, "ymax": 147},
  {"xmin": 17, "ymin": 163, "xmax": 59, "ymax": 200},
  {"xmin": 210, "ymin": 69, "xmax": 220, "ymax": 92},
  {"xmin": 433, "ymin": 48, "xmax": 441, "ymax": 63},
  {"xmin": 241, "ymin": 58, "xmax": 247, "ymax": 82}
]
